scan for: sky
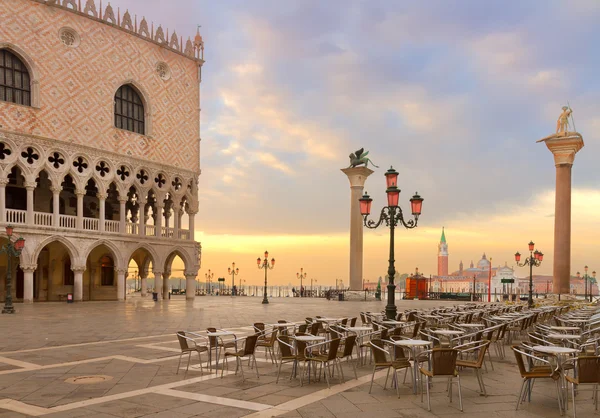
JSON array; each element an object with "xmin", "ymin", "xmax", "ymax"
[{"xmin": 116, "ymin": 0, "xmax": 600, "ymax": 286}]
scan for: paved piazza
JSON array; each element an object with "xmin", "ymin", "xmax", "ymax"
[{"xmin": 0, "ymin": 297, "xmax": 595, "ymax": 418}]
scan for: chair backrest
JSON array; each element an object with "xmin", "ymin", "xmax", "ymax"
[
  {"xmin": 278, "ymin": 320, "xmax": 287, "ymax": 323},
  {"xmin": 341, "ymin": 318, "xmax": 348, "ymax": 326},
  {"xmin": 576, "ymin": 356, "xmax": 600, "ymax": 384},
  {"xmin": 369, "ymin": 339, "xmax": 389, "ymax": 364},
  {"xmin": 431, "ymin": 348, "xmax": 458, "ymax": 376},
  {"xmin": 396, "ymin": 312, "xmax": 403, "ymax": 321},
  {"xmin": 326, "ymin": 338, "xmax": 342, "ymax": 361},
  {"xmin": 512, "ymin": 345, "xmax": 531, "ymax": 377},
  {"xmin": 350, "ymin": 317, "xmax": 357, "ymax": 327},
  {"xmin": 305, "ymin": 317, "xmax": 313, "ymax": 324},
  {"xmin": 296, "ymin": 338, "xmax": 308, "ymax": 360},
  {"xmin": 176, "ymin": 331, "xmax": 190, "ymax": 350},
  {"xmin": 268, "ymin": 329, "xmax": 278, "ymax": 345},
  {"xmin": 207, "ymin": 327, "xmax": 217, "ymax": 346},
  {"xmin": 360, "ymin": 312, "xmax": 367, "ymax": 325},
  {"xmin": 406, "ymin": 312, "xmax": 416, "ymax": 322},
  {"xmin": 310, "ymin": 322, "xmax": 320, "ymax": 335},
  {"xmin": 278, "ymin": 335, "xmax": 294, "ymax": 358},
  {"xmin": 298, "ymin": 324, "xmax": 308, "ymax": 334},
  {"xmin": 243, "ymin": 334, "xmax": 260, "ymax": 356},
  {"xmin": 411, "ymin": 322, "xmax": 422, "ymax": 338},
  {"xmin": 380, "ymin": 328, "xmax": 389, "ymax": 341},
  {"xmin": 341, "ymin": 335, "xmax": 357, "ymax": 357},
  {"xmin": 254, "ymin": 323, "xmax": 265, "ymax": 333}
]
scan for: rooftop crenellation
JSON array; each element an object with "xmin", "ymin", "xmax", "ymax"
[{"xmin": 32, "ymin": 0, "xmax": 204, "ymax": 62}]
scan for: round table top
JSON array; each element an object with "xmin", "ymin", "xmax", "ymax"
[
  {"xmin": 457, "ymin": 323, "xmax": 484, "ymax": 328},
  {"xmin": 563, "ymin": 319, "xmax": 589, "ymax": 323},
  {"xmin": 294, "ymin": 335, "xmax": 326, "ymax": 341},
  {"xmin": 382, "ymin": 320, "xmax": 404, "ymax": 325},
  {"xmin": 317, "ymin": 318, "xmax": 342, "ymax": 322},
  {"xmin": 432, "ymin": 330, "xmax": 464, "ymax": 335},
  {"xmin": 532, "ymin": 345, "xmax": 578, "ymax": 354},
  {"xmin": 549, "ymin": 326, "xmax": 580, "ymax": 331},
  {"xmin": 347, "ymin": 326, "xmax": 372, "ymax": 332},
  {"xmin": 207, "ymin": 331, "xmax": 234, "ymax": 337},
  {"xmin": 392, "ymin": 339, "xmax": 432, "ymax": 346},
  {"xmin": 269, "ymin": 323, "xmax": 296, "ymax": 327},
  {"xmin": 547, "ymin": 333, "xmax": 582, "ymax": 339}
]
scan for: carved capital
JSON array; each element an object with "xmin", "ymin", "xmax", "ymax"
[
  {"xmin": 25, "ymin": 182, "xmax": 37, "ymax": 190},
  {"xmin": 0, "ymin": 178, "xmax": 8, "ymax": 187},
  {"xmin": 50, "ymin": 186, "xmax": 62, "ymax": 194},
  {"xmin": 115, "ymin": 268, "xmax": 128, "ymax": 274},
  {"xmin": 184, "ymin": 272, "xmax": 198, "ymax": 279},
  {"xmin": 118, "ymin": 196, "xmax": 128, "ymax": 203},
  {"xmin": 71, "ymin": 266, "xmax": 86, "ymax": 273},
  {"xmin": 75, "ymin": 190, "xmax": 86, "ymax": 197},
  {"xmin": 96, "ymin": 193, "xmax": 107, "ymax": 200},
  {"xmin": 21, "ymin": 265, "xmax": 37, "ymax": 273}
]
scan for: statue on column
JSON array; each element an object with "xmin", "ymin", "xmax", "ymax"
[
  {"xmin": 556, "ymin": 105, "xmax": 573, "ymax": 134},
  {"xmin": 348, "ymin": 148, "xmax": 379, "ymax": 168}
]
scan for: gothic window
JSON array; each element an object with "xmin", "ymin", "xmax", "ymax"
[
  {"xmin": 0, "ymin": 49, "xmax": 31, "ymax": 106},
  {"xmin": 100, "ymin": 255, "xmax": 114, "ymax": 286},
  {"xmin": 114, "ymin": 84, "xmax": 145, "ymax": 135}
]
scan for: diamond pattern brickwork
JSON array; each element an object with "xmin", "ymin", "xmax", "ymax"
[{"xmin": 0, "ymin": 0, "xmax": 201, "ymax": 173}]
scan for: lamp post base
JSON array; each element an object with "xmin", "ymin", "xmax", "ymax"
[
  {"xmin": 2, "ymin": 306, "xmax": 15, "ymax": 314},
  {"xmin": 385, "ymin": 283, "xmax": 397, "ymax": 320},
  {"xmin": 262, "ymin": 298, "xmax": 269, "ymax": 304}
]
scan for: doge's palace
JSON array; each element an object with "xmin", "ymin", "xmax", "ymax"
[{"xmin": 0, "ymin": 0, "xmax": 204, "ymax": 303}]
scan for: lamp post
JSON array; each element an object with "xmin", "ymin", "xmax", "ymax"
[
  {"xmin": 1, "ymin": 226, "xmax": 26, "ymax": 314},
  {"xmin": 359, "ymin": 166, "xmax": 424, "ymax": 320},
  {"xmin": 205, "ymin": 269, "xmax": 214, "ymax": 295},
  {"xmin": 239, "ymin": 279, "xmax": 246, "ymax": 296},
  {"xmin": 580, "ymin": 266, "xmax": 594, "ymax": 303},
  {"xmin": 228, "ymin": 263, "xmax": 239, "ymax": 296},
  {"xmin": 515, "ymin": 241, "xmax": 543, "ymax": 309},
  {"xmin": 297, "ymin": 268, "xmax": 306, "ymax": 297},
  {"xmin": 257, "ymin": 251, "xmax": 275, "ymax": 304}
]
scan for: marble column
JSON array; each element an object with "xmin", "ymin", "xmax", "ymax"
[
  {"xmin": 154, "ymin": 271, "xmax": 163, "ymax": 299},
  {"xmin": 140, "ymin": 271, "xmax": 148, "ymax": 297},
  {"xmin": 22, "ymin": 266, "xmax": 36, "ymax": 303},
  {"xmin": 155, "ymin": 203, "xmax": 163, "ymax": 237},
  {"xmin": 73, "ymin": 267, "xmax": 85, "ymax": 301},
  {"xmin": 26, "ymin": 182, "xmax": 35, "ymax": 226},
  {"xmin": 51, "ymin": 186, "xmax": 61, "ymax": 227},
  {"xmin": 0, "ymin": 179, "xmax": 7, "ymax": 223},
  {"xmin": 116, "ymin": 269, "xmax": 125, "ymax": 301},
  {"xmin": 188, "ymin": 210, "xmax": 196, "ymax": 240},
  {"xmin": 98, "ymin": 193, "xmax": 106, "ymax": 232},
  {"xmin": 138, "ymin": 199, "xmax": 146, "ymax": 236},
  {"xmin": 542, "ymin": 134, "xmax": 584, "ymax": 295},
  {"xmin": 173, "ymin": 207, "xmax": 180, "ymax": 238},
  {"xmin": 119, "ymin": 197, "xmax": 127, "ymax": 234},
  {"xmin": 341, "ymin": 167, "xmax": 374, "ymax": 290},
  {"xmin": 76, "ymin": 191, "xmax": 85, "ymax": 230},
  {"xmin": 162, "ymin": 272, "xmax": 170, "ymax": 299},
  {"xmin": 185, "ymin": 273, "xmax": 196, "ymax": 301}
]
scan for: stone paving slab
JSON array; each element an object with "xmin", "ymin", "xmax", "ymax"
[{"xmin": 1, "ymin": 297, "xmax": 599, "ymax": 417}]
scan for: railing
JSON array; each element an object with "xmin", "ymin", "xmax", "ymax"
[
  {"xmin": 59, "ymin": 214, "xmax": 76, "ymax": 229},
  {"xmin": 162, "ymin": 227, "xmax": 174, "ymax": 238},
  {"xmin": 179, "ymin": 229, "xmax": 189, "ymax": 240},
  {"xmin": 83, "ymin": 217, "xmax": 99, "ymax": 231},
  {"xmin": 6, "ymin": 209, "xmax": 26, "ymax": 224},
  {"xmin": 34, "ymin": 212, "xmax": 53, "ymax": 226},
  {"xmin": 146, "ymin": 225, "xmax": 156, "ymax": 236},
  {"xmin": 126, "ymin": 222, "xmax": 137, "ymax": 234},
  {"xmin": 105, "ymin": 220, "xmax": 120, "ymax": 233}
]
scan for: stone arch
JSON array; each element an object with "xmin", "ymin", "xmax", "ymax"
[
  {"xmin": 125, "ymin": 243, "xmax": 161, "ymax": 273},
  {"xmin": 31, "ymin": 235, "xmax": 79, "ymax": 266},
  {"xmin": 0, "ymin": 43, "xmax": 41, "ymax": 107},
  {"xmin": 113, "ymin": 80, "xmax": 153, "ymax": 136},
  {"xmin": 82, "ymin": 239, "xmax": 124, "ymax": 270},
  {"xmin": 164, "ymin": 247, "xmax": 194, "ymax": 274}
]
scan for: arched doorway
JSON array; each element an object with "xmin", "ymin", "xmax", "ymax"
[
  {"xmin": 0, "ymin": 236, "xmax": 21, "ymax": 303},
  {"xmin": 84, "ymin": 243, "xmax": 119, "ymax": 301},
  {"xmin": 127, "ymin": 246, "xmax": 157, "ymax": 298},
  {"xmin": 34, "ymin": 240, "xmax": 76, "ymax": 301}
]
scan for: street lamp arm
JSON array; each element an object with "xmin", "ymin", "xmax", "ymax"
[
  {"xmin": 363, "ymin": 206, "xmax": 390, "ymax": 229},
  {"xmin": 394, "ymin": 208, "xmax": 418, "ymax": 229}
]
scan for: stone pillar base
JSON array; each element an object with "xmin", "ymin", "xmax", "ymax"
[{"xmin": 342, "ymin": 290, "xmax": 377, "ymax": 301}]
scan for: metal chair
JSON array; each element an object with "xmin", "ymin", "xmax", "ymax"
[
  {"xmin": 221, "ymin": 334, "xmax": 260, "ymax": 381},
  {"xmin": 565, "ymin": 355, "xmax": 600, "ymax": 418},
  {"xmin": 368, "ymin": 339, "xmax": 412, "ymax": 398},
  {"xmin": 455, "ymin": 340, "xmax": 491, "ymax": 396},
  {"xmin": 418, "ymin": 348, "xmax": 463, "ymax": 412},
  {"xmin": 176, "ymin": 331, "xmax": 209, "ymax": 376}
]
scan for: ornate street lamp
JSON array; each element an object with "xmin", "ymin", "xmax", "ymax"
[
  {"xmin": 297, "ymin": 268, "xmax": 307, "ymax": 297},
  {"xmin": 257, "ymin": 251, "xmax": 275, "ymax": 304},
  {"xmin": 515, "ymin": 241, "xmax": 543, "ymax": 308},
  {"xmin": 580, "ymin": 266, "xmax": 594, "ymax": 303},
  {"xmin": 359, "ymin": 166, "xmax": 424, "ymax": 319},
  {"xmin": 228, "ymin": 263, "xmax": 239, "ymax": 296},
  {"xmin": 1, "ymin": 225, "xmax": 26, "ymax": 314},
  {"xmin": 205, "ymin": 269, "xmax": 214, "ymax": 295}
]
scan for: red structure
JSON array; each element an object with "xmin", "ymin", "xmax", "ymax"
[{"xmin": 405, "ymin": 268, "xmax": 428, "ymax": 299}]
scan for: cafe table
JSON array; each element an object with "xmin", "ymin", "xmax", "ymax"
[
  {"xmin": 432, "ymin": 329, "xmax": 464, "ymax": 347},
  {"xmin": 389, "ymin": 339, "xmax": 432, "ymax": 394},
  {"xmin": 206, "ymin": 330, "xmax": 235, "ymax": 372},
  {"xmin": 532, "ymin": 345, "xmax": 578, "ymax": 412},
  {"xmin": 294, "ymin": 335, "xmax": 326, "ymax": 382}
]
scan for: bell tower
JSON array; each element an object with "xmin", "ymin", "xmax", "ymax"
[{"xmin": 437, "ymin": 227, "xmax": 449, "ymax": 276}]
